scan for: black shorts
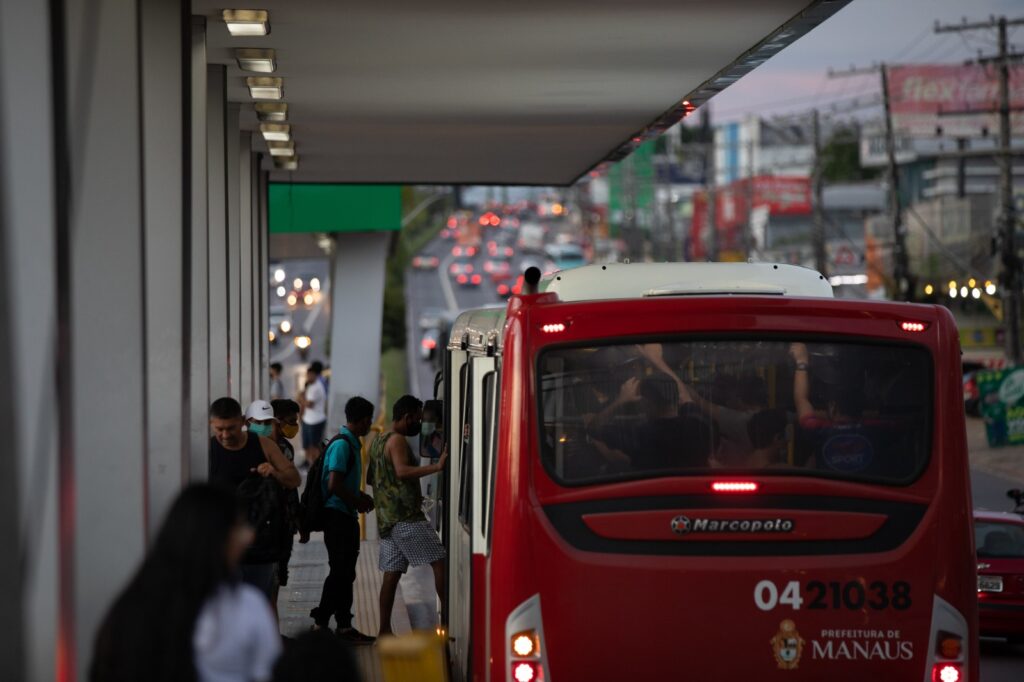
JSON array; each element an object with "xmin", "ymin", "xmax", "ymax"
[{"xmin": 302, "ymin": 420, "xmax": 326, "ymax": 448}]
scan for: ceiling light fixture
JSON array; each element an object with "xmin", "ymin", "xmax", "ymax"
[
  {"xmin": 267, "ymin": 140, "xmax": 295, "ymax": 156},
  {"xmin": 222, "ymin": 9, "xmax": 269, "ymax": 36},
  {"xmin": 274, "ymin": 155, "xmax": 299, "ymax": 171},
  {"xmin": 260, "ymin": 123, "xmax": 291, "ymax": 142},
  {"xmin": 254, "ymin": 102, "xmax": 287, "ymax": 122},
  {"xmin": 235, "ymin": 48, "xmax": 276, "ymax": 73},
  {"xmin": 246, "ymin": 76, "xmax": 282, "ymax": 100}
]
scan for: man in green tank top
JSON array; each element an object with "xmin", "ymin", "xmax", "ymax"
[{"xmin": 367, "ymin": 395, "xmax": 448, "ymax": 636}]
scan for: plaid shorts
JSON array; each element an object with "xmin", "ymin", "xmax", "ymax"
[{"xmin": 379, "ymin": 520, "xmax": 446, "ymax": 573}]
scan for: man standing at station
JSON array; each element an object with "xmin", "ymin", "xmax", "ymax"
[
  {"xmin": 209, "ymin": 397, "xmax": 301, "ymax": 600},
  {"xmin": 311, "ymin": 396, "xmax": 377, "ymax": 643},
  {"xmin": 367, "ymin": 395, "xmax": 448, "ymax": 637},
  {"xmin": 299, "ymin": 360, "xmax": 329, "ymax": 468}
]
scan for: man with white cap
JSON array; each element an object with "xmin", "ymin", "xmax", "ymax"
[{"xmin": 245, "ymin": 399, "xmax": 280, "ymax": 440}]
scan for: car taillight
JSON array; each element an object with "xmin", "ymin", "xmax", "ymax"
[
  {"xmin": 452, "ymin": 247, "xmax": 462, "ymax": 256},
  {"xmin": 900, "ymin": 320, "xmax": 928, "ymax": 332},
  {"xmin": 457, "ymin": 274, "xmax": 468, "ymax": 284},
  {"xmin": 711, "ymin": 481, "xmax": 758, "ymax": 493},
  {"xmin": 421, "ymin": 338, "xmax": 436, "ymax": 350},
  {"xmin": 932, "ymin": 664, "xmax": 961, "ymax": 682},
  {"xmin": 497, "ymin": 284, "xmax": 510, "ymax": 295},
  {"xmin": 471, "ymin": 275, "xmax": 482, "ymax": 284}
]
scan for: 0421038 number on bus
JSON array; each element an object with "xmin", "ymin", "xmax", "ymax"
[{"xmin": 754, "ymin": 579, "xmax": 912, "ymax": 612}]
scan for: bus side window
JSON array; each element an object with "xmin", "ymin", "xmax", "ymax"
[
  {"xmin": 458, "ymin": 365, "xmax": 473, "ymax": 530},
  {"xmin": 482, "ymin": 371, "xmax": 498, "ymax": 546}
]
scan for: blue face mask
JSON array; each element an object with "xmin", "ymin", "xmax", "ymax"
[{"xmin": 248, "ymin": 422, "xmax": 273, "ymax": 438}]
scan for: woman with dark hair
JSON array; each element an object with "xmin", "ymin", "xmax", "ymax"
[{"xmin": 90, "ymin": 483, "xmax": 282, "ymax": 682}]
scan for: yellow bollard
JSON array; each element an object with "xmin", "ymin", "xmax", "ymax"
[{"xmin": 377, "ymin": 629, "xmax": 449, "ymax": 682}]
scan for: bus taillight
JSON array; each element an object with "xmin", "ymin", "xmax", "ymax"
[
  {"xmin": 932, "ymin": 663, "xmax": 961, "ymax": 682},
  {"xmin": 512, "ymin": 631, "xmax": 540, "ymax": 657},
  {"xmin": 513, "ymin": 662, "xmax": 541, "ymax": 682},
  {"xmin": 900, "ymin": 321, "xmax": 928, "ymax": 332},
  {"xmin": 541, "ymin": 323, "xmax": 566, "ymax": 333},
  {"xmin": 711, "ymin": 481, "xmax": 759, "ymax": 493}
]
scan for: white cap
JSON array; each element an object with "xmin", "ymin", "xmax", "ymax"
[{"xmin": 245, "ymin": 400, "xmax": 277, "ymax": 422}]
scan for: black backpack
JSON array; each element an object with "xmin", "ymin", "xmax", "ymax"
[
  {"xmin": 298, "ymin": 431, "xmax": 360, "ymax": 533},
  {"xmin": 237, "ymin": 475, "xmax": 285, "ymax": 564}
]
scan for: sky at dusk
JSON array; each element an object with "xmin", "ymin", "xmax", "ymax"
[{"xmin": 706, "ymin": 0, "xmax": 1024, "ymax": 122}]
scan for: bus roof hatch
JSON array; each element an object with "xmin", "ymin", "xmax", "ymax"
[{"xmin": 542, "ymin": 262, "xmax": 833, "ymax": 302}]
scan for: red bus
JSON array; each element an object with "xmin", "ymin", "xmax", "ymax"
[{"xmin": 439, "ymin": 263, "xmax": 977, "ymax": 682}]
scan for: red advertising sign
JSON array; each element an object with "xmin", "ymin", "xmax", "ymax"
[
  {"xmin": 689, "ymin": 176, "xmax": 811, "ymax": 259},
  {"xmin": 888, "ymin": 64, "xmax": 1024, "ymax": 136}
]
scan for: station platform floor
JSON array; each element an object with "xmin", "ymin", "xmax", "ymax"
[{"xmin": 278, "ymin": 531, "xmax": 439, "ymax": 680}]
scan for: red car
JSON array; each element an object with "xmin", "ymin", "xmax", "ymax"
[
  {"xmin": 975, "ymin": 505, "xmax": 1024, "ymax": 643},
  {"xmin": 483, "ymin": 259, "xmax": 513, "ymax": 282},
  {"xmin": 456, "ymin": 272, "xmax": 482, "ymax": 287},
  {"xmin": 411, "ymin": 255, "xmax": 440, "ymax": 270}
]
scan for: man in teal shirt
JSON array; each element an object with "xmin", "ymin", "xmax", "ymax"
[{"xmin": 311, "ymin": 396, "xmax": 376, "ymax": 643}]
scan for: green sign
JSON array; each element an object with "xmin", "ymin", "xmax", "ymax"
[
  {"xmin": 977, "ymin": 366, "xmax": 1024, "ymax": 446},
  {"xmin": 269, "ymin": 183, "xmax": 402, "ymax": 234}
]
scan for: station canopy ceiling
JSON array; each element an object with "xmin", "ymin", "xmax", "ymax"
[{"xmin": 197, "ymin": 1, "xmax": 850, "ymax": 186}]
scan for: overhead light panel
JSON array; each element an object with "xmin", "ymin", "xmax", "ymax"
[
  {"xmin": 254, "ymin": 102, "xmax": 287, "ymax": 122},
  {"xmin": 274, "ymin": 155, "xmax": 299, "ymax": 171},
  {"xmin": 260, "ymin": 123, "xmax": 291, "ymax": 142},
  {"xmin": 223, "ymin": 9, "xmax": 269, "ymax": 36},
  {"xmin": 267, "ymin": 141, "xmax": 295, "ymax": 156},
  {"xmin": 235, "ymin": 48, "xmax": 276, "ymax": 73},
  {"xmin": 246, "ymin": 76, "xmax": 282, "ymax": 100}
]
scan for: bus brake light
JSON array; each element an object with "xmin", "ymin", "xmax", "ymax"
[
  {"xmin": 900, "ymin": 321, "xmax": 928, "ymax": 332},
  {"xmin": 513, "ymin": 662, "xmax": 538, "ymax": 682},
  {"xmin": 711, "ymin": 481, "xmax": 759, "ymax": 493},
  {"xmin": 541, "ymin": 323, "xmax": 566, "ymax": 333},
  {"xmin": 932, "ymin": 664, "xmax": 961, "ymax": 682}
]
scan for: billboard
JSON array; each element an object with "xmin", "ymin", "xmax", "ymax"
[
  {"xmin": 888, "ymin": 64, "xmax": 1024, "ymax": 137},
  {"xmin": 689, "ymin": 176, "xmax": 811, "ymax": 259}
]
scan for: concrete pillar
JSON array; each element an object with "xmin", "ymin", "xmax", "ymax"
[
  {"xmin": 257, "ymin": 167, "xmax": 271, "ymax": 397},
  {"xmin": 238, "ymin": 135, "xmax": 254, "ymax": 406},
  {"xmin": 226, "ymin": 106, "xmax": 242, "ymax": 399},
  {"xmin": 0, "ymin": 1, "xmax": 59, "ymax": 679},
  {"xmin": 207, "ymin": 66, "xmax": 229, "ymax": 400},
  {"xmin": 189, "ymin": 19, "xmax": 210, "ymax": 477},
  {"xmin": 64, "ymin": 0, "xmax": 148, "ymax": 677},
  {"xmin": 327, "ymin": 232, "xmax": 391, "ymax": 428},
  {"xmin": 140, "ymin": 0, "xmax": 186, "ymax": 530}
]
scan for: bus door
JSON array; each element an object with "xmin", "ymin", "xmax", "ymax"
[{"xmin": 446, "ymin": 352, "xmax": 497, "ymax": 681}]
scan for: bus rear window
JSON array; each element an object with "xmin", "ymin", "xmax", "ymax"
[{"xmin": 538, "ymin": 339, "xmax": 931, "ymax": 486}]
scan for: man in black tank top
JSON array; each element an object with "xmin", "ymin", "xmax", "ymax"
[{"xmin": 209, "ymin": 397, "xmax": 301, "ymax": 601}]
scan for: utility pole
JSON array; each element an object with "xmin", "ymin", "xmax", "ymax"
[
  {"xmin": 936, "ymin": 15, "xmax": 1024, "ymax": 363},
  {"xmin": 701, "ymin": 107, "xmax": 719, "ymax": 261},
  {"xmin": 830, "ymin": 64, "xmax": 914, "ymax": 300},
  {"xmin": 811, "ymin": 109, "xmax": 828, "ymax": 276}
]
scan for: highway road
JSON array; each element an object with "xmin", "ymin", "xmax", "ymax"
[{"xmin": 268, "ymin": 257, "xmax": 331, "ymax": 398}]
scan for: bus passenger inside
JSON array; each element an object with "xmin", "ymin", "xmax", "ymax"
[
  {"xmin": 634, "ymin": 343, "xmax": 763, "ymax": 467},
  {"xmin": 586, "ymin": 374, "xmax": 717, "ymax": 474}
]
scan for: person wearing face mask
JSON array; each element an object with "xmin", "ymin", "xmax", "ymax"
[
  {"xmin": 366, "ymin": 395, "xmax": 449, "ymax": 637},
  {"xmin": 269, "ymin": 399, "xmax": 303, "ymax": 613},
  {"xmin": 210, "ymin": 398, "xmax": 300, "ymax": 601}
]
